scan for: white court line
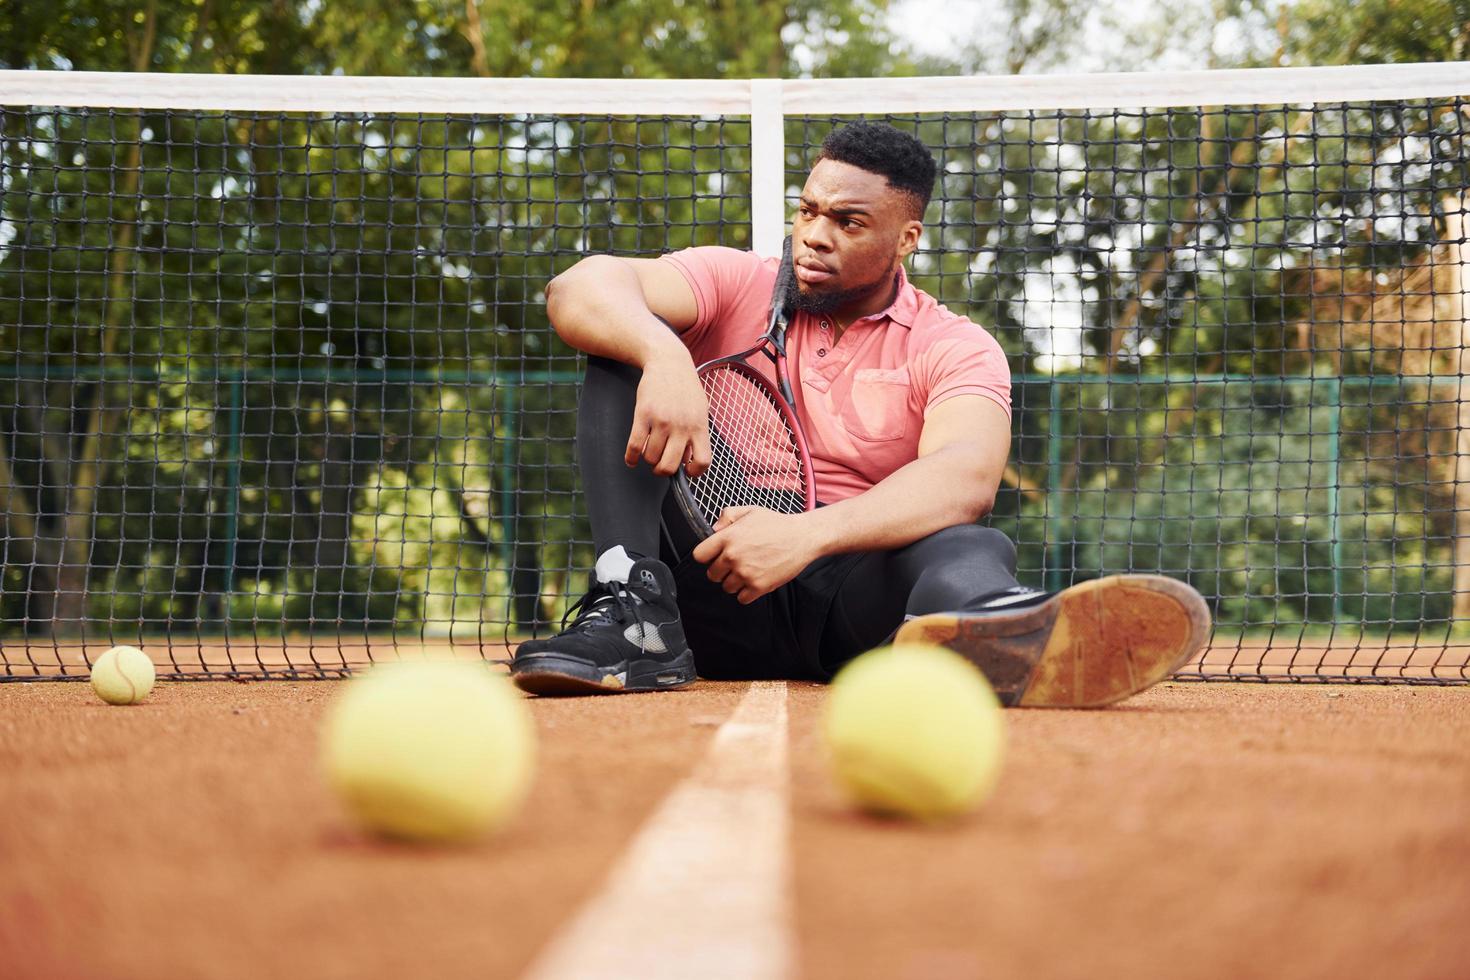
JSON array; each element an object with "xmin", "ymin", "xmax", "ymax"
[{"xmin": 520, "ymin": 681, "xmax": 794, "ymax": 980}]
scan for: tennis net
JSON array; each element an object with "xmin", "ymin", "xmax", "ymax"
[{"xmin": 2, "ymin": 65, "xmax": 1469, "ymax": 683}]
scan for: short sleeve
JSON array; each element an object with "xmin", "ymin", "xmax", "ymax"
[
  {"xmin": 662, "ymin": 246, "xmax": 767, "ymax": 349},
  {"xmin": 914, "ymin": 328, "xmax": 1013, "ymax": 420}
]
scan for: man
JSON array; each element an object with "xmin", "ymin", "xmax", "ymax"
[{"xmin": 510, "ymin": 122, "xmax": 1210, "ymax": 706}]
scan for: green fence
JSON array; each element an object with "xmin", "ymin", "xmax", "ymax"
[{"xmin": 2, "ymin": 363, "xmax": 1461, "ymax": 647}]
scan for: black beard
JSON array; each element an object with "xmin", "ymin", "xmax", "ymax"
[
  {"xmin": 790, "ymin": 283, "xmax": 851, "ymax": 315},
  {"xmin": 790, "ymin": 268, "xmax": 896, "ymax": 317}
]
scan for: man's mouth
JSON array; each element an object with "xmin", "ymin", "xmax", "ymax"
[{"xmin": 794, "ymin": 258, "xmax": 834, "ymax": 285}]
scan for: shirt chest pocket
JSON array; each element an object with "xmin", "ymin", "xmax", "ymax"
[{"xmin": 838, "ymin": 367, "xmax": 914, "ymax": 443}]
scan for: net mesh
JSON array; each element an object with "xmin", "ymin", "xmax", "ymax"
[
  {"xmin": 682, "ymin": 361, "xmax": 811, "ymax": 533},
  {"xmin": 0, "ymin": 106, "xmax": 749, "ymax": 676},
  {"xmin": 791, "ymin": 98, "xmax": 1470, "ymax": 684},
  {"xmin": 2, "ymin": 76, "xmax": 1468, "ymax": 683}
]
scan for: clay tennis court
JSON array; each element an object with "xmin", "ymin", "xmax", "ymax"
[{"xmin": 4, "ymin": 669, "xmax": 1466, "ymax": 980}]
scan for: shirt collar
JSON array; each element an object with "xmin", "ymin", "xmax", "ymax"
[{"xmin": 848, "ymin": 264, "xmax": 919, "ymax": 329}]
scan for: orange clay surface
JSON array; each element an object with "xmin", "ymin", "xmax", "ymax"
[{"xmin": 2, "ymin": 679, "xmax": 1467, "ymax": 980}]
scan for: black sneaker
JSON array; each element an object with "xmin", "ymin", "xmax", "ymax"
[
  {"xmin": 510, "ymin": 557, "xmax": 696, "ymax": 696},
  {"xmin": 892, "ymin": 575, "xmax": 1212, "ymax": 708}
]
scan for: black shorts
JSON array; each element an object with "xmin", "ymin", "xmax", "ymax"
[
  {"xmin": 665, "ymin": 548, "xmax": 864, "ymax": 682},
  {"xmin": 656, "ymin": 496, "xmax": 1022, "ymax": 683},
  {"xmin": 658, "ymin": 493, "xmax": 863, "ymax": 681}
]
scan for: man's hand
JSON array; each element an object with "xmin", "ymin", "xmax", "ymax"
[
  {"xmin": 626, "ymin": 352, "xmax": 712, "ymax": 477},
  {"xmin": 692, "ymin": 507, "xmax": 826, "ymax": 604}
]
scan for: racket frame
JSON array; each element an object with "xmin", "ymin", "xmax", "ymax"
[
  {"xmin": 671, "ymin": 240, "xmax": 815, "ymax": 538},
  {"xmin": 671, "ymin": 352, "xmax": 816, "ymax": 538}
]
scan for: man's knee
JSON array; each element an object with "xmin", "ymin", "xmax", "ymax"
[
  {"xmin": 579, "ymin": 356, "xmax": 642, "ymax": 438},
  {"xmin": 914, "ymin": 523, "xmax": 1017, "ymax": 574},
  {"xmin": 583, "ymin": 354, "xmax": 641, "ymax": 390}
]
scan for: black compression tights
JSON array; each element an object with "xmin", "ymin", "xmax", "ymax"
[
  {"xmin": 819, "ymin": 522, "xmax": 1023, "ymax": 663},
  {"xmin": 578, "ymin": 357, "xmax": 1024, "ymax": 658},
  {"xmin": 579, "ymin": 357, "xmax": 668, "ymax": 559}
]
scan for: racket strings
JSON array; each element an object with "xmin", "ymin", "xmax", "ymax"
[{"xmin": 688, "ymin": 366, "xmax": 809, "ymax": 527}]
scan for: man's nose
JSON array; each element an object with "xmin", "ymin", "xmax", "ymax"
[{"xmin": 804, "ymin": 218, "xmax": 835, "ymax": 251}]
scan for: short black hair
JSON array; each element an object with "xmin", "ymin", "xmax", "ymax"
[{"xmin": 815, "ymin": 122, "xmax": 937, "ymax": 219}]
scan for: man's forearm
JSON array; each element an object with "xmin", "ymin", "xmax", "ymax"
[
  {"xmin": 802, "ymin": 446, "xmax": 998, "ymax": 557},
  {"xmin": 545, "ymin": 255, "xmax": 688, "ymax": 368},
  {"xmin": 547, "ymin": 255, "xmax": 713, "ymax": 476}
]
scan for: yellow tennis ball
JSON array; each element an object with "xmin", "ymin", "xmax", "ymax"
[
  {"xmin": 824, "ymin": 643, "xmax": 1005, "ymax": 821},
  {"xmin": 321, "ymin": 661, "xmax": 536, "ymax": 843},
  {"xmin": 89, "ymin": 645, "xmax": 157, "ymax": 705}
]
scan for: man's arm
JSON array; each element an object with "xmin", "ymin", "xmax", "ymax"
[
  {"xmin": 545, "ymin": 255, "xmax": 711, "ymax": 476},
  {"xmin": 693, "ymin": 394, "xmax": 1011, "ymax": 604}
]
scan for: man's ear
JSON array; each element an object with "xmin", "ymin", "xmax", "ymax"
[{"xmin": 896, "ymin": 219, "xmax": 923, "ymax": 259}]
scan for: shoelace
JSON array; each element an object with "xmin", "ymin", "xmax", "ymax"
[{"xmin": 560, "ymin": 580, "xmax": 652, "ymax": 650}]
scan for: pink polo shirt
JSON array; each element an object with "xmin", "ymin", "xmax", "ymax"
[{"xmin": 664, "ymin": 246, "xmax": 1011, "ymax": 504}]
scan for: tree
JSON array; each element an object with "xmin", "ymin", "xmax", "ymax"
[
  {"xmin": 1271, "ymin": 0, "xmax": 1470, "ymax": 66},
  {"xmin": 0, "ymin": 1, "xmax": 912, "ymax": 638}
]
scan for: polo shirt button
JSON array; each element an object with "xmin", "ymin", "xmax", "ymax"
[{"xmin": 818, "ymin": 348, "xmax": 827, "ymax": 356}]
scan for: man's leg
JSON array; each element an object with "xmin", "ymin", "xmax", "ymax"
[
  {"xmin": 820, "ymin": 524, "xmax": 1023, "ymax": 663},
  {"xmin": 822, "ymin": 524, "xmax": 1212, "ymax": 708},
  {"xmin": 510, "ymin": 357, "xmax": 696, "ymax": 695},
  {"xmin": 576, "ymin": 357, "xmax": 664, "ymax": 561},
  {"xmin": 657, "ymin": 485, "xmax": 819, "ymax": 681}
]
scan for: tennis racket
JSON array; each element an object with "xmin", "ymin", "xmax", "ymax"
[{"xmin": 671, "ymin": 236, "xmax": 816, "ymax": 539}]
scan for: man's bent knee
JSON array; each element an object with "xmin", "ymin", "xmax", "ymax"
[{"xmin": 908, "ymin": 524, "xmax": 1017, "ymax": 572}]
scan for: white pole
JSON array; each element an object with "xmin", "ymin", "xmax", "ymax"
[
  {"xmin": 749, "ymin": 79, "xmax": 786, "ymax": 258},
  {"xmin": 1450, "ymin": 198, "xmax": 1470, "ymax": 621}
]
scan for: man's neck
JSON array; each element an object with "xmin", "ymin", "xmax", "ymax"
[{"xmin": 830, "ymin": 270, "xmax": 901, "ymax": 336}]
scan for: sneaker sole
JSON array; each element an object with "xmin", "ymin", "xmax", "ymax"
[
  {"xmin": 893, "ymin": 574, "xmax": 1212, "ymax": 708},
  {"xmin": 510, "ymin": 651, "xmax": 697, "ymax": 696}
]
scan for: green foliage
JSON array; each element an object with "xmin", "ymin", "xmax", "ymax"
[
  {"xmin": 0, "ymin": 0, "xmax": 906, "ymax": 637},
  {"xmin": 1276, "ymin": 0, "xmax": 1470, "ymax": 66},
  {"xmin": 0, "ymin": 0, "xmax": 1464, "ymax": 645},
  {"xmin": 991, "ymin": 376, "xmax": 1460, "ymax": 633},
  {"xmin": 0, "ymin": 0, "xmax": 906, "ymax": 79}
]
